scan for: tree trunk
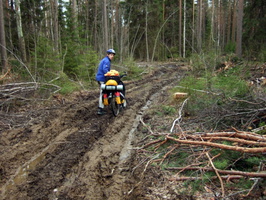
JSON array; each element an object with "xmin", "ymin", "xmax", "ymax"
[
  {"xmin": 236, "ymin": 0, "xmax": 244, "ymax": 58},
  {"xmin": 71, "ymin": 0, "xmax": 78, "ymax": 39},
  {"xmin": 179, "ymin": 0, "xmax": 182, "ymax": 57},
  {"xmin": 202, "ymin": 0, "xmax": 206, "ymax": 45},
  {"xmin": 94, "ymin": 0, "xmax": 98, "ymax": 50},
  {"xmin": 210, "ymin": 0, "xmax": 215, "ymax": 46},
  {"xmin": 103, "ymin": 0, "xmax": 108, "ymax": 50},
  {"xmin": 0, "ymin": 0, "xmax": 7, "ymax": 72},
  {"xmin": 110, "ymin": 1, "xmax": 114, "ymax": 48},
  {"xmin": 192, "ymin": 0, "xmax": 195, "ymax": 52},
  {"xmin": 145, "ymin": 1, "xmax": 149, "ymax": 61},
  {"xmin": 183, "ymin": 0, "xmax": 186, "ymax": 58},
  {"xmin": 115, "ymin": 0, "xmax": 120, "ymax": 54},
  {"xmin": 6, "ymin": 0, "xmax": 14, "ymax": 54},
  {"xmin": 162, "ymin": 0, "xmax": 165, "ymax": 59},
  {"xmin": 217, "ymin": 0, "xmax": 221, "ymax": 47},
  {"xmin": 15, "ymin": 0, "xmax": 27, "ymax": 63},
  {"xmin": 197, "ymin": 0, "xmax": 202, "ymax": 52},
  {"xmin": 221, "ymin": 1, "xmax": 226, "ymax": 49},
  {"xmin": 51, "ymin": 0, "xmax": 59, "ymax": 51},
  {"xmin": 85, "ymin": 1, "xmax": 89, "ymax": 46},
  {"xmin": 231, "ymin": 0, "xmax": 237, "ymax": 43},
  {"xmin": 44, "ymin": 0, "xmax": 50, "ymax": 38},
  {"xmin": 226, "ymin": 0, "xmax": 232, "ymax": 45}
]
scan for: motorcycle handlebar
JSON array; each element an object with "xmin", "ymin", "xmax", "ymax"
[{"xmin": 120, "ymin": 72, "xmax": 127, "ymax": 78}]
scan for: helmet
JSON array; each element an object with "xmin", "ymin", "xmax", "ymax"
[{"xmin": 107, "ymin": 49, "xmax": 116, "ymax": 55}]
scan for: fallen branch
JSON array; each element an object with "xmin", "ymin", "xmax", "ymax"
[
  {"xmin": 185, "ymin": 136, "xmax": 266, "ymax": 147},
  {"xmin": 244, "ymin": 178, "xmax": 262, "ymax": 197},
  {"xmin": 143, "ymin": 139, "xmax": 164, "ymax": 149},
  {"xmin": 140, "ymin": 117, "xmax": 154, "ymax": 135},
  {"xmin": 166, "ymin": 167, "xmax": 266, "ymax": 178},
  {"xmin": 159, "ymin": 144, "xmax": 179, "ymax": 165},
  {"xmin": 154, "ymin": 137, "xmax": 168, "ymax": 151},
  {"xmin": 174, "ymin": 162, "xmax": 205, "ymax": 176},
  {"xmin": 206, "ymin": 152, "xmax": 225, "ymax": 197},
  {"xmin": 166, "ymin": 136, "xmax": 266, "ymax": 153},
  {"xmin": 229, "ymin": 97, "xmax": 262, "ymax": 105},
  {"xmin": 0, "ymin": 82, "xmax": 61, "ymax": 105},
  {"xmin": 0, "ymin": 44, "xmax": 36, "ymax": 82},
  {"xmin": 0, "ymin": 68, "xmax": 11, "ymax": 80},
  {"xmin": 169, "ymin": 175, "xmax": 244, "ymax": 181},
  {"xmin": 180, "ymin": 132, "xmax": 266, "ymax": 142},
  {"xmin": 174, "ymin": 85, "xmax": 222, "ymax": 96},
  {"xmin": 170, "ymin": 98, "xmax": 188, "ymax": 133}
]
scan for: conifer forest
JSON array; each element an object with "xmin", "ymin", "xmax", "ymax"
[{"xmin": 0, "ymin": 0, "xmax": 265, "ymax": 80}]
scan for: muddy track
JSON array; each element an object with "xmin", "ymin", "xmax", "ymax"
[{"xmin": 0, "ymin": 63, "xmax": 184, "ymax": 200}]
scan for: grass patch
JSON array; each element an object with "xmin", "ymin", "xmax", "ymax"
[
  {"xmin": 171, "ymin": 61, "xmax": 262, "ymax": 130},
  {"xmin": 122, "ymin": 57, "xmax": 146, "ymax": 80}
]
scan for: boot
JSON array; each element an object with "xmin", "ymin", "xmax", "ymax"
[
  {"xmin": 122, "ymin": 99, "xmax": 127, "ymax": 108},
  {"xmin": 97, "ymin": 107, "xmax": 106, "ymax": 115}
]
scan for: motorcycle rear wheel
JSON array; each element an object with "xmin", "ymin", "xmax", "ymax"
[{"xmin": 110, "ymin": 97, "xmax": 120, "ymax": 117}]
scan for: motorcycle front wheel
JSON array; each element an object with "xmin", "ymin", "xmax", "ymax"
[{"xmin": 110, "ymin": 97, "xmax": 120, "ymax": 117}]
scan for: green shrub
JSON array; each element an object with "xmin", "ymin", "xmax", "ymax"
[
  {"xmin": 213, "ymin": 159, "xmax": 229, "ymax": 170},
  {"xmin": 258, "ymin": 47, "xmax": 266, "ymax": 62},
  {"xmin": 31, "ymin": 36, "xmax": 61, "ymax": 82},
  {"xmin": 122, "ymin": 57, "xmax": 145, "ymax": 80},
  {"xmin": 52, "ymin": 72, "xmax": 80, "ymax": 94},
  {"xmin": 162, "ymin": 105, "xmax": 176, "ymax": 115},
  {"xmin": 225, "ymin": 41, "xmax": 236, "ymax": 54},
  {"xmin": 63, "ymin": 43, "xmax": 98, "ymax": 82},
  {"xmin": 176, "ymin": 62, "xmax": 250, "ymax": 118},
  {"xmin": 257, "ymin": 122, "xmax": 266, "ymax": 135}
]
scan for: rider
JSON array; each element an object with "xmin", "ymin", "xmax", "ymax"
[{"xmin": 96, "ymin": 49, "xmax": 116, "ymax": 115}]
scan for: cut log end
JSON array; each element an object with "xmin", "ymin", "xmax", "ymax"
[{"xmin": 173, "ymin": 92, "xmax": 188, "ymax": 99}]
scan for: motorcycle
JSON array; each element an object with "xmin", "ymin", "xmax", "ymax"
[{"xmin": 101, "ymin": 71, "xmax": 127, "ymax": 117}]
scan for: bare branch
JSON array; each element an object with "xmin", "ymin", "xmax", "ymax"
[
  {"xmin": 166, "ymin": 167, "xmax": 266, "ymax": 178},
  {"xmin": 206, "ymin": 152, "xmax": 225, "ymax": 197},
  {"xmin": 169, "ymin": 175, "xmax": 244, "ymax": 181},
  {"xmin": 170, "ymin": 98, "xmax": 189, "ymax": 133},
  {"xmin": 166, "ymin": 136, "xmax": 266, "ymax": 153},
  {"xmin": 182, "ymin": 132, "xmax": 266, "ymax": 142}
]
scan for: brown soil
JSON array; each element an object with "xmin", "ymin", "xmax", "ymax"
[{"xmin": 0, "ymin": 63, "xmax": 186, "ymax": 200}]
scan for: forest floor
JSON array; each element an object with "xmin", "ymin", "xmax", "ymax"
[{"xmin": 0, "ymin": 62, "xmax": 265, "ymax": 200}]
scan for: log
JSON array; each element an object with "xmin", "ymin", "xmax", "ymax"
[{"xmin": 173, "ymin": 92, "xmax": 188, "ymax": 99}]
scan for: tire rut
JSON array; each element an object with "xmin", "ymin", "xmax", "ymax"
[{"xmin": 0, "ymin": 64, "xmax": 183, "ymax": 200}]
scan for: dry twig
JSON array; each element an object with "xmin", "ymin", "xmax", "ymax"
[
  {"xmin": 206, "ymin": 152, "xmax": 225, "ymax": 197},
  {"xmin": 170, "ymin": 98, "xmax": 188, "ymax": 133}
]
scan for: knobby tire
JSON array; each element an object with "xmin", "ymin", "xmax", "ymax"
[{"xmin": 110, "ymin": 97, "xmax": 120, "ymax": 117}]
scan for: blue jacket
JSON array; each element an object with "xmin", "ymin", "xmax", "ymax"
[{"xmin": 96, "ymin": 56, "xmax": 111, "ymax": 82}]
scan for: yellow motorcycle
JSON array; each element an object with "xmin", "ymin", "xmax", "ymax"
[{"xmin": 101, "ymin": 70, "xmax": 127, "ymax": 117}]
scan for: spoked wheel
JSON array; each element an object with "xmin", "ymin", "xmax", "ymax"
[{"xmin": 110, "ymin": 97, "xmax": 121, "ymax": 117}]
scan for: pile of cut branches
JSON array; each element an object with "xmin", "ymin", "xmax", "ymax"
[
  {"xmin": 0, "ymin": 82, "xmax": 61, "ymax": 110},
  {"xmin": 139, "ymin": 118, "xmax": 266, "ymax": 198},
  {"xmin": 166, "ymin": 130, "xmax": 266, "ymax": 154}
]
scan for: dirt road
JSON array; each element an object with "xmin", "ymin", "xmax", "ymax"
[{"xmin": 0, "ymin": 63, "xmax": 183, "ymax": 200}]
